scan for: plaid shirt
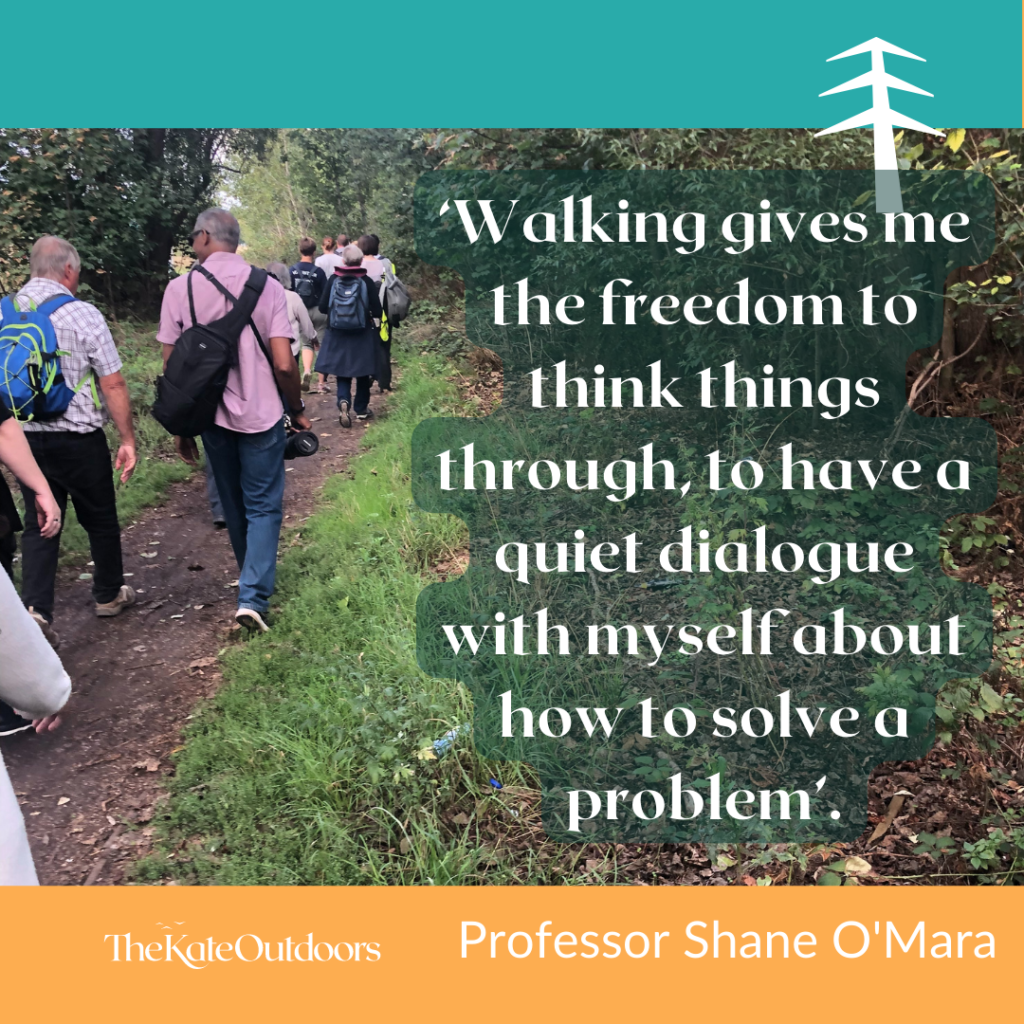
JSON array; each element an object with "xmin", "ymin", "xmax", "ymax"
[{"xmin": 15, "ymin": 278, "xmax": 122, "ymax": 433}]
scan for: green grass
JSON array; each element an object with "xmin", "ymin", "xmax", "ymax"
[{"xmin": 134, "ymin": 348, "xmax": 609, "ymax": 886}]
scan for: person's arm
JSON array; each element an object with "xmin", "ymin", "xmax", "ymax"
[
  {"xmin": 297, "ymin": 301, "xmax": 316, "ymax": 344},
  {"xmin": 269, "ymin": 336, "xmax": 310, "ymax": 429},
  {"xmin": 318, "ymin": 275, "xmax": 333, "ymax": 315},
  {"xmin": 96, "ymin": 371, "xmax": 137, "ymax": 483},
  {"xmin": 83, "ymin": 311, "xmax": 137, "ymax": 485},
  {"xmin": 0, "ymin": 569, "xmax": 71, "ymax": 730},
  {"xmin": 0, "ymin": 417, "xmax": 60, "ymax": 538}
]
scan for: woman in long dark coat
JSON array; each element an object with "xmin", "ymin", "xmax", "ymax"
[{"xmin": 315, "ymin": 245, "xmax": 383, "ymax": 427}]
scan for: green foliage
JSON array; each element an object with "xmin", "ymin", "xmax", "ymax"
[
  {"xmin": 913, "ymin": 831, "xmax": 958, "ymax": 858},
  {"xmin": 426, "ymin": 128, "xmax": 875, "ymax": 173},
  {"xmin": 0, "ymin": 128, "xmax": 273, "ymax": 314},
  {"xmin": 942, "ymin": 514, "xmax": 1010, "ymax": 571},
  {"xmin": 222, "ymin": 129, "xmax": 438, "ymax": 289},
  {"xmin": 961, "ymin": 828, "xmax": 1024, "ymax": 873}
]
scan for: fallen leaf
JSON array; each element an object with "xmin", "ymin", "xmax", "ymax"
[
  {"xmin": 452, "ymin": 812, "xmax": 471, "ymax": 826},
  {"xmin": 844, "ymin": 855, "xmax": 872, "ymax": 876},
  {"xmin": 399, "ymin": 837, "xmax": 411, "ymax": 854},
  {"xmin": 57, "ymin": 796, "xmax": 70, "ymax": 806},
  {"xmin": 868, "ymin": 794, "xmax": 906, "ymax": 843},
  {"xmin": 133, "ymin": 759, "xmax": 160, "ymax": 772}
]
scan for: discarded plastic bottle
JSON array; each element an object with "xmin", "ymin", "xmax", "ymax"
[{"xmin": 432, "ymin": 722, "xmax": 471, "ymax": 757}]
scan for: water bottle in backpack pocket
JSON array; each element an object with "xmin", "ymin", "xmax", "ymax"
[
  {"xmin": 329, "ymin": 276, "xmax": 368, "ymax": 330},
  {"xmin": 0, "ymin": 294, "xmax": 85, "ymax": 421}
]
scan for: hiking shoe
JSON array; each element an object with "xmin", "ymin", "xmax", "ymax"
[
  {"xmin": 213, "ymin": 518, "xmax": 227, "ymax": 530},
  {"xmin": 301, "ymin": 371, "xmax": 312, "ymax": 392},
  {"xmin": 27, "ymin": 607, "xmax": 60, "ymax": 649},
  {"xmin": 235, "ymin": 608, "xmax": 269, "ymax": 633},
  {"xmin": 95, "ymin": 584, "xmax": 136, "ymax": 618},
  {"xmin": 0, "ymin": 703, "xmax": 34, "ymax": 737},
  {"xmin": 338, "ymin": 400, "xmax": 351, "ymax": 428},
  {"xmin": 356, "ymin": 408, "xmax": 374, "ymax": 421}
]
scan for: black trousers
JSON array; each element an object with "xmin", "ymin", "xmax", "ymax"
[
  {"xmin": 376, "ymin": 339, "xmax": 392, "ymax": 391},
  {"xmin": 19, "ymin": 429, "xmax": 123, "ymax": 620}
]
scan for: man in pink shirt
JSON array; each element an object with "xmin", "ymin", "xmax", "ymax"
[{"xmin": 157, "ymin": 209, "xmax": 310, "ymax": 633}]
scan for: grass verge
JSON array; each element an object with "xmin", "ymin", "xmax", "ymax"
[{"xmin": 135, "ymin": 348, "xmax": 597, "ymax": 885}]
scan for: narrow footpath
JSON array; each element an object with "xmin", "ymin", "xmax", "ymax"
[{"xmin": 3, "ymin": 385, "xmax": 381, "ymax": 884}]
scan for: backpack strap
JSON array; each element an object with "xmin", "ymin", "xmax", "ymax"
[
  {"xmin": 37, "ymin": 294, "xmax": 78, "ymax": 315},
  {"xmin": 192, "ymin": 265, "xmax": 285, "ymax": 409},
  {"xmin": 191, "ymin": 264, "xmax": 269, "ymax": 338},
  {"xmin": 194, "ymin": 263, "xmax": 239, "ymax": 303},
  {"xmin": 186, "ymin": 270, "xmax": 198, "ymax": 327},
  {"xmin": 0, "ymin": 296, "xmax": 17, "ymax": 322}
]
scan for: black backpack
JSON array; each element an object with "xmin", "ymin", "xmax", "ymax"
[
  {"xmin": 291, "ymin": 263, "xmax": 321, "ymax": 308},
  {"xmin": 152, "ymin": 264, "xmax": 268, "ymax": 438}
]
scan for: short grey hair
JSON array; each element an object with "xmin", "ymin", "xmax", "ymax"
[
  {"xmin": 30, "ymin": 236, "xmax": 81, "ymax": 280},
  {"xmin": 342, "ymin": 243, "xmax": 364, "ymax": 267},
  {"xmin": 193, "ymin": 208, "xmax": 240, "ymax": 249},
  {"xmin": 266, "ymin": 261, "xmax": 291, "ymax": 289}
]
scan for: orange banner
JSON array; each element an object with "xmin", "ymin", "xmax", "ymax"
[{"xmin": 3, "ymin": 885, "xmax": 1016, "ymax": 1021}]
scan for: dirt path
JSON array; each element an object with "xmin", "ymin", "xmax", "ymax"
[{"xmin": 2, "ymin": 385, "xmax": 381, "ymax": 885}]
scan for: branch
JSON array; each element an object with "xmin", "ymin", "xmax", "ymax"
[{"xmin": 883, "ymin": 323, "xmax": 987, "ymax": 457}]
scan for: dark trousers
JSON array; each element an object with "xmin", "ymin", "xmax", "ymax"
[
  {"xmin": 337, "ymin": 376, "xmax": 372, "ymax": 414},
  {"xmin": 19, "ymin": 429, "xmax": 123, "ymax": 620},
  {"xmin": 377, "ymin": 339, "xmax": 392, "ymax": 391}
]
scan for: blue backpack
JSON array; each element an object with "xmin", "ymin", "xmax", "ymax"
[
  {"xmin": 329, "ymin": 275, "xmax": 368, "ymax": 330},
  {"xmin": 0, "ymin": 294, "xmax": 83, "ymax": 421}
]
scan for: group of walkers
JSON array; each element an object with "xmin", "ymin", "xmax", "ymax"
[
  {"xmin": 0, "ymin": 209, "xmax": 407, "ymax": 884},
  {"xmin": 291, "ymin": 232, "xmax": 398, "ymax": 421}
]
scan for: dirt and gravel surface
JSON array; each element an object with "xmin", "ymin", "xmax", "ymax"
[{"xmin": 2, "ymin": 385, "xmax": 382, "ymax": 885}]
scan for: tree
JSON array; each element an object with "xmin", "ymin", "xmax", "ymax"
[{"xmin": 0, "ymin": 128, "xmax": 273, "ymax": 316}]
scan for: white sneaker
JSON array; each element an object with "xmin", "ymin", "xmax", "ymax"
[
  {"xmin": 235, "ymin": 608, "xmax": 270, "ymax": 633},
  {"xmin": 95, "ymin": 585, "xmax": 136, "ymax": 618}
]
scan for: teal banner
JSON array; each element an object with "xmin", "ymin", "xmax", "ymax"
[{"xmin": 9, "ymin": 0, "xmax": 1021, "ymax": 127}]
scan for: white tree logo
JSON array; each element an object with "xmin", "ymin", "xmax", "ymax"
[{"xmin": 816, "ymin": 37, "xmax": 944, "ymax": 213}]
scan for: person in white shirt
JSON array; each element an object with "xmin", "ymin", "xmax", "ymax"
[
  {"xmin": 0, "ymin": 413, "xmax": 69, "ymax": 884},
  {"xmin": 315, "ymin": 235, "xmax": 343, "ymax": 278}
]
